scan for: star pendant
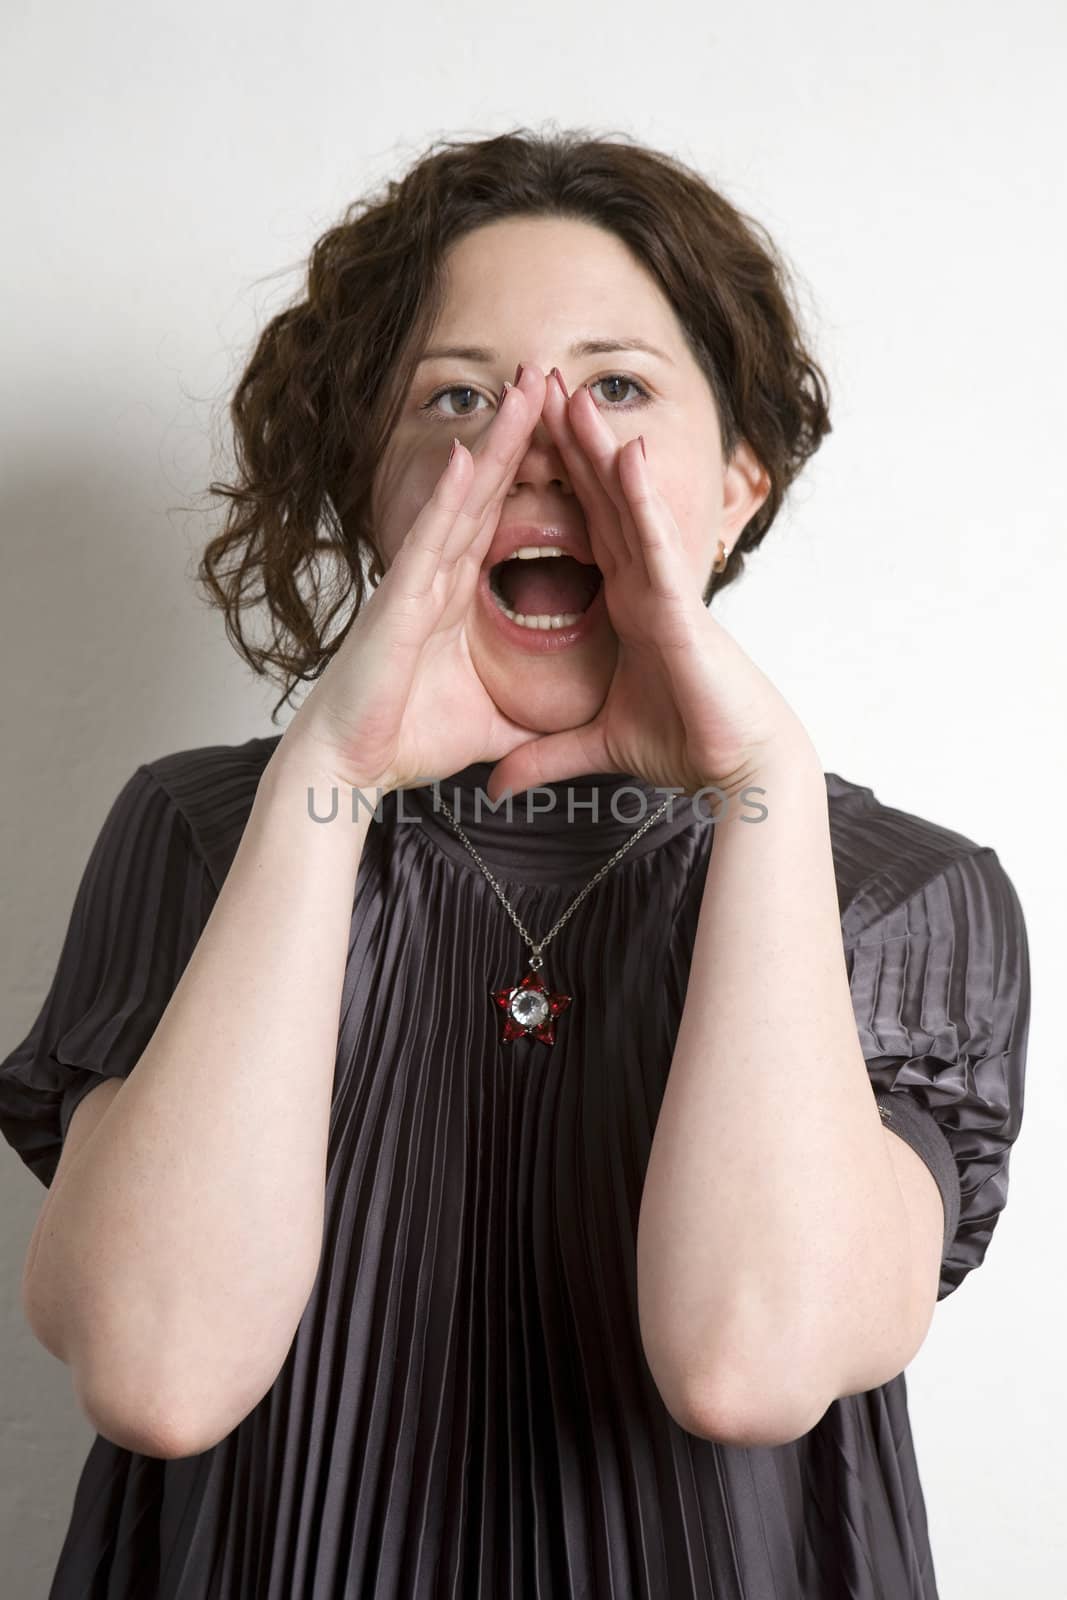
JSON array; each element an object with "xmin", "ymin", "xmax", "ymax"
[{"xmin": 489, "ymin": 968, "xmax": 572, "ymax": 1045}]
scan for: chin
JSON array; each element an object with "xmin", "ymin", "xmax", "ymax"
[{"xmin": 480, "ymin": 656, "xmax": 612, "ymax": 738}]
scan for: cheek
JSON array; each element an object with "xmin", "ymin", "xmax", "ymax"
[
  {"xmin": 653, "ymin": 470, "xmax": 719, "ymax": 583},
  {"xmin": 372, "ymin": 446, "xmax": 441, "ymax": 568},
  {"xmin": 654, "ymin": 470, "xmax": 701, "ymax": 543}
]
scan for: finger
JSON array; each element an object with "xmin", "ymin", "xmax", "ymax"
[
  {"xmin": 387, "ymin": 435, "xmax": 478, "ymax": 603},
  {"xmin": 541, "ymin": 375, "xmax": 634, "ymax": 573},
  {"xmin": 615, "ymin": 436, "xmax": 692, "ymax": 602},
  {"xmin": 561, "ymin": 383, "xmax": 645, "ymax": 569},
  {"xmin": 486, "ymin": 720, "xmax": 608, "ymax": 803},
  {"xmin": 537, "ymin": 374, "xmax": 619, "ymax": 584},
  {"xmin": 438, "ymin": 365, "xmax": 550, "ymax": 571},
  {"xmin": 390, "ymin": 367, "xmax": 546, "ymax": 601}
]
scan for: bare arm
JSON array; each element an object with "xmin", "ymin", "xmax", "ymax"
[
  {"xmin": 636, "ymin": 743, "xmax": 926, "ymax": 1445},
  {"xmin": 21, "ymin": 741, "xmax": 373, "ymax": 1458},
  {"xmin": 19, "ymin": 364, "xmax": 564, "ymax": 1460}
]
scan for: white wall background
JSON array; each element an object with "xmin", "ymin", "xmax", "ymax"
[{"xmin": 1, "ymin": 1, "xmax": 1063, "ymax": 1594}]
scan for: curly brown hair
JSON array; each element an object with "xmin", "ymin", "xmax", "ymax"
[{"xmin": 198, "ymin": 125, "xmax": 832, "ymax": 722}]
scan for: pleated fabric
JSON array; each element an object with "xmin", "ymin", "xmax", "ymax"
[{"xmin": 0, "ymin": 737, "xmax": 1031, "ymax": 1599}]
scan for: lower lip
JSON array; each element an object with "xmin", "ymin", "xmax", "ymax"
[{"xmin": 477, "ymin": 568, "xmax": 608, "ymax": 653}]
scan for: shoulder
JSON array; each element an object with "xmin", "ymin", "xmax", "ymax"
[
  {"xmin": 823, "ymin": 771, "xmax": 1021, "ymax": 945},
  {"xmin": 134, "ymin": 733, "xmax": 284, "ymax": 892}
]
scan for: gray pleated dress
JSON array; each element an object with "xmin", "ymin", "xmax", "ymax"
[{"xmin": 0, "ymin": 734, "xmax": 1031, "ymax": 1598}]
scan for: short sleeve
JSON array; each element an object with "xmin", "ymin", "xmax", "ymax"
[
  {"xmin": 0, "ymin": 764, "xmax": 218, "ymax": 1188},
  {"xmin": 845, "ymin": 847, "xmax": 1031, "ymax": 1301}
]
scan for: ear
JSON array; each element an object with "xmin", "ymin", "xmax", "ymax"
[{"xmin": 720, "ymin": 441, "xmax": 771, "ymax": 541}]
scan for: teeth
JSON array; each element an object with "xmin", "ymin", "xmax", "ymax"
[
  {"xmin": 509, "ymin": 611, "xmax": 584, "ymax": 629},
  {"xmin": 512, "ymin": 546, "xmax": 564, "ymax": 559}
]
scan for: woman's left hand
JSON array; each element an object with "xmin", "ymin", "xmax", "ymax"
[{"xmin": 485, "ymin": 368, "xmax": 817, "ymax": 804}]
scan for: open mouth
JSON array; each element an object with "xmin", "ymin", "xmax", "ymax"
[{"xmin": 486, "ymin": 551, "xmax": 604, "ymax": 630}]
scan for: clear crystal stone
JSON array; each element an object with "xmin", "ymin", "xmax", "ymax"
[{"xmin": 510, "ymin": 988, "xmax": 550, "ymax": 1027}]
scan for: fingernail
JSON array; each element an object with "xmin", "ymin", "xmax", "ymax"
[
  {"xmin": 552, "ymin": 366, "xmax": 569, "ymax": 398},
  {"xmin": 448, "ymin": 437, "xmax": 458, "ymax": 464},
  {"xmin": 638, "ymin": 435, "xmax": 647, "ymax": 459},
  {"xmin": 500, "ymin": 380, "xmax": 513, "ymax": 404},
  {"xmin": 514, "ymin": 363, "xmax": 525, "ymax": 385}
]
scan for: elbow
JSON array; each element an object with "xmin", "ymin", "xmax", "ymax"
[
  {"xmin": 75, "ymin": 1367, "xmax": 241, "ymax": 1460},
  {"xmin": 30, "ymin": 1274, "xmax": 317, "ymax": 1461},
  {"xmin": 25, "ymin": 1306, "xmax": 241, "ymax": 1457},
  {"xmin": 70, "ymin": 1339, "xmax": 279, "ymax": 1461},
  {"xmin": 649, "ymin": 1349, "xmax": 829, "ymax": 1448},
  {"xmin": 676, "ymin": 1377, "xmax": 829, "ymax": 1448},
  {"xmin": 82, "ymin": 1398, "xmax": 204, "ymax": 1461}
]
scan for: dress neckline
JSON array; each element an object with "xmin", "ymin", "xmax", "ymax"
[{"xmin": 389, "ymin": 760, "xmax": 712, "ymax": 887}]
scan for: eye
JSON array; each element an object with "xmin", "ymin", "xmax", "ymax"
[
  {"xmin": 588, "ymin": 373, "xmax": 652, "ymax": 409},
  {"xmin": 419, "ymin": 371, "xmax": 652, "ymax": 422},
  {"xmin": 419, "ymin": 384, "xmax": 490, "ymax": 421}
]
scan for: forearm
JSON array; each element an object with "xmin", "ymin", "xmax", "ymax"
[
  {"xmin": 636, "ymin": 741, "xmax": 911, "ymax": 1430},
  {"xmin": 24, "ymin": 740, "xmax": 373, "ymax": 1449}
]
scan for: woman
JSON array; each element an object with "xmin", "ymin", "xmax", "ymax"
[{"xmin": 0, "ymin": 129, "xmax": 1030, "ymax": 1598}]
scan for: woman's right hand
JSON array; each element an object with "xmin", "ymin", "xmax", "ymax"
[{"xmin": 280, "ymin": 364, "xmax": 551, "ymax": 795}]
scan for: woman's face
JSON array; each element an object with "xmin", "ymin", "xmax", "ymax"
[{"xmin": 370, "ymin": 214, "xmax": 768, "ymax": 737}]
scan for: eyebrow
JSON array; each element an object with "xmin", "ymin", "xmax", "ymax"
[{"xmin": 416, "ymin": 336, "xmax": 672, "ymax": 365}]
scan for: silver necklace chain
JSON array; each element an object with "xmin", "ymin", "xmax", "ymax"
[{"xmin": 436, "ymin": 792, "xmax": 675, "ymax": 970}]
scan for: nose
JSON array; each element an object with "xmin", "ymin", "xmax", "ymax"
[{"xmin": 505, "ymin": 412, "xmax": 574, "ymax": 499}]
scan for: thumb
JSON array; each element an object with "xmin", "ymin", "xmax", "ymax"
[{"xmin": 486, "ymin": 725, "xmax": 606, "ymax": 804}]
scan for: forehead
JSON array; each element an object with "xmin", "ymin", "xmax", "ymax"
[{"xmin": 430, "ymin": 216, "xmax": 684, "ymax": 353}]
